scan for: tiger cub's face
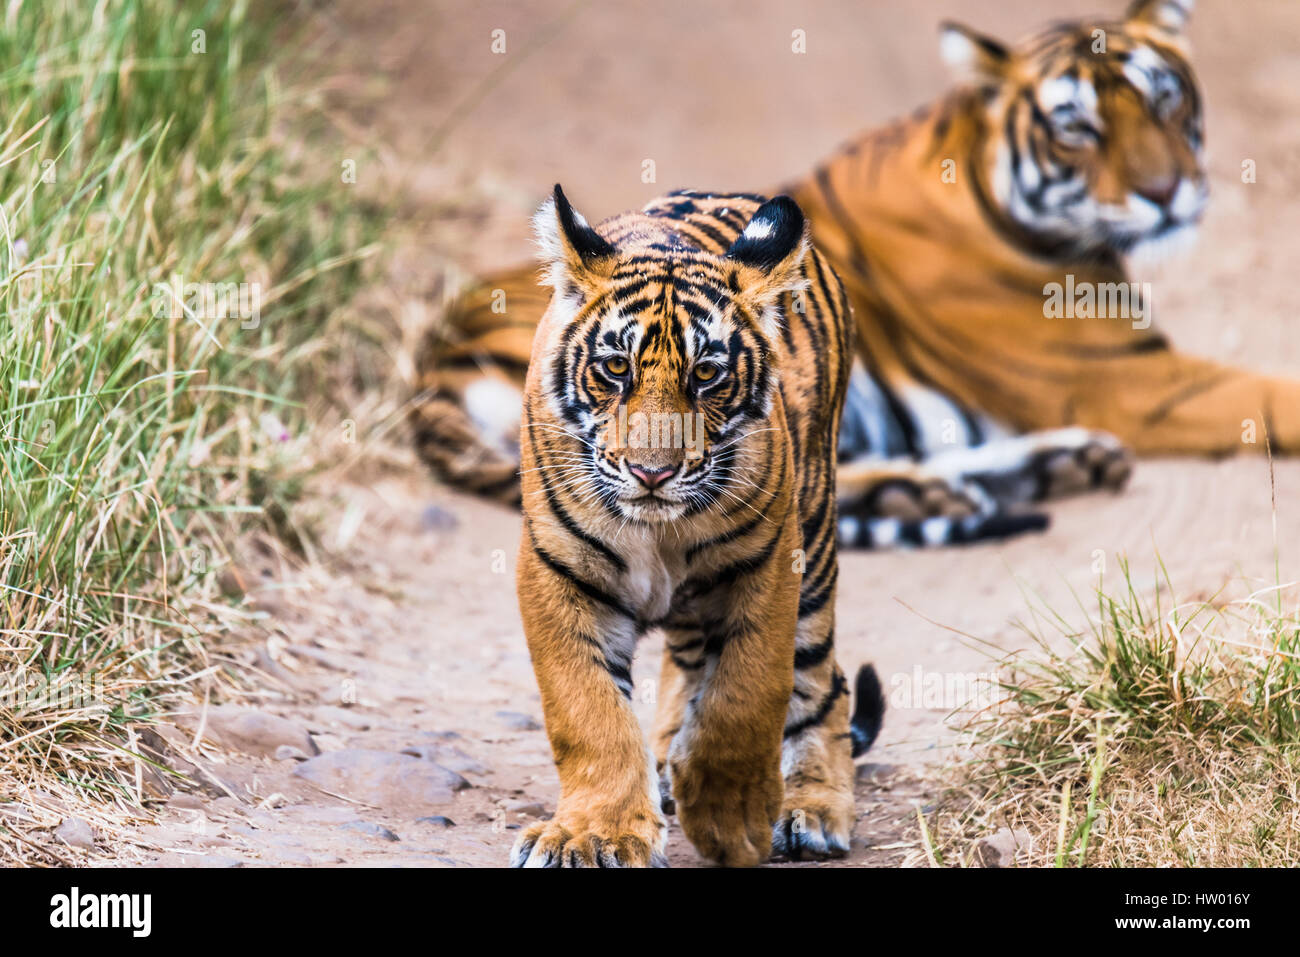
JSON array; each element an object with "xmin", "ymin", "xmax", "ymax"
[
  {"xmin": 945, "ymin": 0, "xmax": 1206, "ymax": 256},
  {"xmin": 531, "ymin": 187, "xmax": 808, "ymax": 524}
]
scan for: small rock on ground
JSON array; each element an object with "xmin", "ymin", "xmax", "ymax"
[
  {"xmin": 416, "ymin": 815, "xmax": 456, "ymax": 828},
  {"xmin": 54, "ymin": 817, "xmax": 97, "ymax": 850},
  {"xmin": 342, "ymin": 820, "xmax": 401, "ymax": 842},
  {"xmin": 293, "ymin": 749, "xmax": 469, "ymax": 810},
  {"xmin": 193, "ymin": 706, "xmax": 320, "ymax": 760},
  {"xmin": 400, "ymin": 744, "xmax": 489, "ymax": 775},
  {"xmin": 503, "ymin": 800, "xmax": 545, "ymax": 818},
  {"xmin": 975, "ymin": 827, "xmax": 1035, "ymax": 867},
  {"xmin": 495, "ymin": 711, "xmax": 541, "ymax": 731}
]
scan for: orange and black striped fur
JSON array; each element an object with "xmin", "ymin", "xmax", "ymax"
[
  {"xmin": 412, "ymin": 0, "xmax": 1300, "ymax": 543},
  {"xmin": 792, "ymin": 0, "xmax": 1299, "ymax": 469},
  {"xmin": 511, "ymin": 186, "xmax": 869, "ymax": 867}
]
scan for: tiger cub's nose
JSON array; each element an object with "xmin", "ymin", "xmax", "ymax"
[{"xmin": 628, "ymin": 463, "xmax": 678, "ymax": 489}]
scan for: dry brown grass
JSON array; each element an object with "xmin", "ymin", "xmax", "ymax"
[{"xmin": 912, "ymin": 562, "xmax": 1300, "ymax": 867}]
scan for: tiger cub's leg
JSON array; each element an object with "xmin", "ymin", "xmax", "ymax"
[
  {"xmin": 666, "ymin": 513, "xmax": 803, "ymax": 867},
  {"xmin": 772, "ymin": 611, "xmax": 856, "ymax": 860},
  {"xmin": 650, "ymin": 637, "xmax": 697, "ymax": 814},
  {"xmin": 509, "ymin": 545, "xmax": 665, "ymax": 868}
]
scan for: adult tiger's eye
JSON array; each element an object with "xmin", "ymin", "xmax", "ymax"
[
  {"xmin": 604, "ymin": 356, "xmax": 630, "ymax": 377},
  {"xmin": 693, "ymin": 363, "xmax": 719, "ymax": 383}
]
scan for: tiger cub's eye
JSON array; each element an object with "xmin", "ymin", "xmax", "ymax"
[
  {"xmin": 603, "ymin": 356, "xmax": 630, "ymax": 377},
  {"xmin": 693, "ymin": 362, "xmax": 720, "ymax": 383}
]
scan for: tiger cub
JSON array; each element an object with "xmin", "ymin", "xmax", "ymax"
[{"xmin": 511, "ymin": 185, "xmax": 872, "ymax": 867}]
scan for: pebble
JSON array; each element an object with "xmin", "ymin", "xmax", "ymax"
[
  {"xmin": 504, "ymin": 800, "xmax": 545, "ymax": 818},
  {"xmin": 165, "ymin": 793, "xmax": 206, "ymax": 811},
  {"xmin": 495, "ymin": 710, "xmax": 542, "ymax": 731},
  {"xmin": 421, "ymin": 505, "xmax": 459, "ymax": 531},
  {"xmin": 274, "ymin": 745, "xmax": 313, "ymax": 762},
  {"xmin": 54, "ymin": 817, "xmax": 97, "ymax": 850},
  {"xmin": 293, "ymin": 749, "xmax": 469, "ymax": 810},
  {"xmin": 855, "ymin": 762, "xmax": 898, "ymax": 781},
  {"xmin": 975, "ymin": 826, "xmax": 1034, "ymax": 867},
  {"xmin": 193, "ymin": 706, "xmax": 320, "ymax": 760},
  {"xmin": 416, "ymin": 815, "xmax": 456, "ymax": 828},
  {"xmin": 400, "ymin": 744, "xmax": 489, "ymax": 775},
  {"xmin": 342, "ymin": 820, "xmax": 401, "ymax": 842},
  {"xmin": 269, "ymin": 848, "xmax": 314, "ymax": 865},
  {"xmin": 314, "ymin": 705, "xmax": 373, "ymax": 731}
]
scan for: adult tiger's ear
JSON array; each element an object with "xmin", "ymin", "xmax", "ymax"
[
  {"xmin": 939, "ymin": 21, "xmax": 1011, "ymax": 87},
  {"xmin": 725, "ymin": 195, "xmax": 810, "ymax": 337},
  {"xmin": 1127, "ymin": 0, "xmax": 1194, "ymax": 34},
  {"xmin": 533, "ymin": 183, "xmax": 617, "ymax": 294}
]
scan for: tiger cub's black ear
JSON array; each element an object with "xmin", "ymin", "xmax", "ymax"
[
  {"xmin": 725, "ymin": 196, "xmax": 810, "ymax": 333},
  {"xmin": 726, "ymin": 195, "xmax": 806, "ymax": 272},
  {"xmin": 534, "ymin": 184, "xmax": 617, "ymax": 293}
]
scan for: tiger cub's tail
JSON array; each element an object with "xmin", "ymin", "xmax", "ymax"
[{"xmin": 849, "ymin": 664, "xmax": 886, "ymax": 758}]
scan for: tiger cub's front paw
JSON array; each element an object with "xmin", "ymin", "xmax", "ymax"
[
  {"xmin": 509, "ymin": 809, "xmax": 667, "ymax": 868},
  {"xmin": 671, "ymin": 754, "xmax": 783, "ymax": 867}
]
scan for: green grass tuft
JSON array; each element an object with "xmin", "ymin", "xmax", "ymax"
[{"xmin": 0, "ymin": 0, "xmax": 377, "ymax": 845}]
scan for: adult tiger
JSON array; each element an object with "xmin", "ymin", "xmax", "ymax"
[
  {"xmin": 793, "ymin": 0, "xmax": 1300, "ymax": 466},
  {"xmin": 411, "ymin": 0, "xmax": 1300, "ymax": 532},
  {"xmin": 513, "ymin": 185, "xmax": 863, "ymax": 866}
]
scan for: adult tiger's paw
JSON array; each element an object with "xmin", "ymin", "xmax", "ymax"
[
  {"xmin": 770, "ymin": 785, "xmax": 854, "ymax": 861},
  {"xmin": 509, "ymin": 815, "xmax": 667, "ymax": 868},
  {"xmin": 1035, "ymin": 429, "xmax": 1133, "ymax": 499},
  {"xmin": 671, "ymin": 756, "xmax": 782, "ymax": 867},
  {"xmin": 871, "ymin": 475, "xmax": 986, "ymax": 522}
]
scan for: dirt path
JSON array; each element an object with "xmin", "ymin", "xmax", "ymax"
[
  {"xmin": 114, "ymin": 447, "xmax": 1298, "ymax": 868},
  {"xmin": 105, "ymin": 0, "xmax": 1300, "ymax": 867},
  {"xmin": 112, "ymin": 472, "xmax": 932, "ymax": 867}
]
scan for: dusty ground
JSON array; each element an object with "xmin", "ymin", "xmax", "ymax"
[{"xmin": 100, "ymin": 0, "xmax": 1300, "ymax": 867}]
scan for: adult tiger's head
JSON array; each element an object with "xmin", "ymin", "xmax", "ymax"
[
  {"xmin": 943, "ymin": 0, "xmax": 1206, "ymax": 257},
  {"xmin": 530, "ymin": 185, "xmax": 808, "ymax": 524}
]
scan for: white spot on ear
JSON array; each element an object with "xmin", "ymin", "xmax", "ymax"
[
  {"xmin": 939, "ymin": 28, "xmax": 977, "ymax": 72},
  {"xmin": 741, "ymin": 217, "xmax": 774, "ymax": 241},
  {"xmin": 1141, "ymin": 0, "xmax": 1194, "ymax": 32}
]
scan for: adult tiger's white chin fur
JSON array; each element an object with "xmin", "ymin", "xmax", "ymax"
[{"xmin": 1124, "ymin": 221, "xmax": 1200, "ymax": 267}]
